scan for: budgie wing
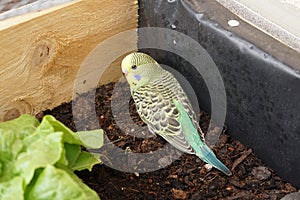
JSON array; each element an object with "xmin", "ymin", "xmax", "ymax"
[{"xmin": 133, "ymin": 83, "xmax": 198, "ymax": 155}]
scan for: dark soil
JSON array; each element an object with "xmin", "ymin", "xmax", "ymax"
[{"xmin": 39, "ymin": 80, "xmax": 297, "ymax": 200}]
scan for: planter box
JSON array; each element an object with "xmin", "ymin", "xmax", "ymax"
[
  {"xmin": 1, "ymin": 0, "xmax": 299, "ymax": 190},
  {"xmin": 0, "ymin": 0, "xmax": 138, "ymax": 121},
  {"xmin": 139, "ymin": 0, "xmax": 300, "ymax": 188}
]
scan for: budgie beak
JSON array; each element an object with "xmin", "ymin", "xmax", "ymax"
[{"xmin": 122, "ymin": 68, "xmax": 128, "ymax": 76}]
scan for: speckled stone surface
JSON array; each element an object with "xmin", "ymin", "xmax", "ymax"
[
  {"xmin": 0, "ymin": 0, "xmax": 37, "ymax": 14},
  {"xmin": 0, "ymin": 0, "xmax": 74, "ymax": 20},
  {"xmin": 216, "ymin": 0, "xmax": 300, "ymax": 52}
]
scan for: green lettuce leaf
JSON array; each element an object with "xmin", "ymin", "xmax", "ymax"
[
  {"xmin": 0, "ymin": 115, "xmax": 39, "ymax": 182},
  {"xmin": 69, "ymin": 151, "xmax": 100, "ymax": 171},
  {"xmin": 0, "ymin": 114, "xmax": 104, "ymax": 200},
  {"xmin": 0, "ymin": 176, "xmax": 24, "ymax": 200},
  {"xmin": 37, "ymin": 115, "xmax": 83, "ymax": 145},
  {"xmin": 14, "ymin": 132, "xmax": 64, "ymax": 184},
  {"xmin": 26, "ymin": 165, "xmax": 99, "ymax": 200},
  {"xmin": 75, "ymin": 130, "xmax": 104, "ymax": 149}
]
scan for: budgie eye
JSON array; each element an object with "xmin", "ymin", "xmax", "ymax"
[{"xmin": 131, "ymin": 65, "xmax": 137, "ymax": 70}]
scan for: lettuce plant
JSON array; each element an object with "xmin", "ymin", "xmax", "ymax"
[{"xmin": 0, "ymin": 114, "xmax": 103, "ymax": 200}]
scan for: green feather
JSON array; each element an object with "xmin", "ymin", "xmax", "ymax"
[{"xmin": 173, "ymin": 99, "xmax": 232, "ymax": 176}]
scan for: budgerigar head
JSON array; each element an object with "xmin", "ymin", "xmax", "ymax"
[{"xmin": 121, "ymin": 52, "xmax": 164, "ymax": 92}]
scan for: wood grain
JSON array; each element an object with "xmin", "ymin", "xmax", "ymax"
[{"xmin": 0, "ymin": 0, "xmax": 138, "ymax": 121}]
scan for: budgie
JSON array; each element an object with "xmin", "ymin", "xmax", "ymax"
[{"xmin": 121, "ymin": 52, "xmax": 232, "ymax": 176}]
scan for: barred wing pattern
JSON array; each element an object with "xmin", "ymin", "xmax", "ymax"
[{"xmin": 132, "ymin": 71, "xmax": 204, "ymax": 154}]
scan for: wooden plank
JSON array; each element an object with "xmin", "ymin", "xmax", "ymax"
[{"xmin": 0, "ymin": 0, "xmax": 138, "ymax": 121}]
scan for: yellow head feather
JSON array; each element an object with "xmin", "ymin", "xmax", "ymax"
[{"xmin": 121, "ymin": 52, "xmax": 163, "ymax": 92}]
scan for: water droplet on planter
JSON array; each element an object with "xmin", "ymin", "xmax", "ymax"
[
  {"xmin": 168, "ymin": 0, "xmax": 176, "ymax": 3},
  {"xmin": 228, "ymin": 19, "xmax": 240, "ymax": 27}
]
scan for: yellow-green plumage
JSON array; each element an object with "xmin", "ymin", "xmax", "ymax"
[{"xmin": 121, "ymin": 52, "xmax": 232, "ymax": 176}]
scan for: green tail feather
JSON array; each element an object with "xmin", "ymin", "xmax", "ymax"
[{"xmin": 173, "ymin": 99, "xmax": 232, "ymax": 176}]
